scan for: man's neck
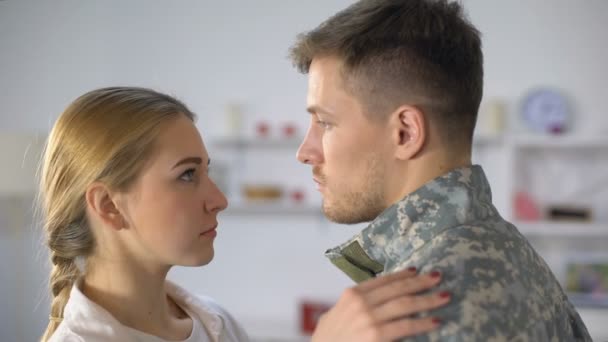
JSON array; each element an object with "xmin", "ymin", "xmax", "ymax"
[{"xmin": 386, "ymin": 152, "xmax": 472, "ymax": 206}]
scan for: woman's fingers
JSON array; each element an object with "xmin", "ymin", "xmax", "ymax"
[
  {"xmin": 373, "ymin": 290, "xmax": 451, "ymax": 322},
  {"xmin": 356, "ymin": 267, "xmax": 418, "ymax": 293},
  {"xmin": 365, "ymin": 271, "xmax": 442, "ymax": 306},
  {"xmin": 379, "ymin": 316, "xmax": 443, "ymax": 341},
  {"xmin": 311, "ymin": 268, "xmax": 450, "ymax": 342}
]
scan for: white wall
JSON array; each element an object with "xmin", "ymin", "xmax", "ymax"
[
  {"xmin": 2, "ymin": 1, "xmax": 607, "ymax": 136},
  {"xmin": 1, "ymin": 0, "xmax": 607, "ymax": 340},
  {"xmin": 0, "ymin": 135, "xmax": 50, "ymax": 342}
]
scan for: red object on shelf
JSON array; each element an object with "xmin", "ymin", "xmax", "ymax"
[
  {"xmin": 290, "ymin": 189, "xmax": 305, "ymax": 203},
  {"xmin": 282, "ymin": 123, "xmax": 297, "ymax": 138},
  {"xmin": 256, "ymin": 122, "xmax": 270, "ymax": 137},
  {"xmin": 300, "ymin": 300, "xmax": 332, "ymax": 335},
  {"xmin": 514, "ymin": 191, "xmax": 541, "ymax": 221}
]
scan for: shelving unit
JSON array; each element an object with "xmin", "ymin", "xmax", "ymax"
[
  {"xmin": 473, "ymin": 134, "xmax": 608, "ymax": 149},
  {"xmin": 225, "ymin": 202, "xmax": 321, "ymax": 216},
  {"xmin": 473, "ymin": 133, "xmax": 608, "ymax": 226},
  {"xmin": 215, "ymin": 134, "xmax": 608, "ymax": 229},
  {"xmin": 211, "ymin": 136, "xmax": 318, "ymax": 216},
  {"xmin": 214, "ymin": 134, "xmax": 608, "ymax": 227},
  {"xmin": 511, "ymin": 135, "xmax": 608, "ymax": 148},
  {"xmin": 213, "ymin": 136, "xmax": 302, "ymax": 149},
  {"xmin": 473, "ymin": 133, "xmax": 608, "ymax": 316}
]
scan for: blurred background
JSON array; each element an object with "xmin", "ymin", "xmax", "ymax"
[{"xmin": 1, "ymin": 0, "xmax": 607, "ymax": 341}]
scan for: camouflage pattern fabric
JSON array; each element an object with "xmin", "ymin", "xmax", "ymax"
[{"xmin": 326, "ymin": 165, "xmax": 592, "ymax": 341}]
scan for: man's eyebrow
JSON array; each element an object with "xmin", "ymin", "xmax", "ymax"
[
  {"xmin": 306, "ymin": 105, "xmax": 335, "ymax": 117},
  {"xmin": 172, "ymin": 157, "xmax": 203, "ymax": 169}
]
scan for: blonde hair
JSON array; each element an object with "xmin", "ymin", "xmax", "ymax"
[{"xmin": 39, "ymin": 87, "xmax": 195, "ymax": 341}]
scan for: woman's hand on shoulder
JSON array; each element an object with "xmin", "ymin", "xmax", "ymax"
[{"xmin": 311, "ymin": 268, "xmax": 449, "ymax": 342}]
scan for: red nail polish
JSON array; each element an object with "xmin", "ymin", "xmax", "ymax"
[
  {"xmin": 407, "ymin": 266, "xmax": 417, "ymax": 272},
  {"xmin": 439, "ymin": 291, "xmax": 451, "ymax": 298},
  {"xmin": 430, "ymin": 271, "xmax": 441, "ymax": 278},
  {"xmin": 432, "ymin": 317, "xmax": 442, "ymax": 324}
]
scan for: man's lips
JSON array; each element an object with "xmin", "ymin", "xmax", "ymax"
[
  {"xmin": 313, "ymin": 177, "xmax": 325, "ymax": 191},
  {"xmin": 313, "ymin": 174, "xmax": 325, "ymax": 184}
]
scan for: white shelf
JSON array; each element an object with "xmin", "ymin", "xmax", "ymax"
[
  {"xmin": 511, "ymin": 135, "xmax": 608, "ymax": 148},
  {"xmin": 515, "ymin": 221, "xmax": 608, "ymax": 237},
  {"xmin": 217, "ymin": 134, "xmax": 608, "ymax": 149},
  {"xmin": 213, "ymin": 137, "xmax": 303, "ymax": 149},
  {"xmin": 473, "ymin": 134, "xmax": 608, "ymax": 149},
  {"xmin": 224, "ymin": 202, "xmax": 322, "ymax": 216}
]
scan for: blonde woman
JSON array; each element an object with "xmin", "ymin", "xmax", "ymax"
[{"xmin": 40, "ymin": 87, "xmax": 449, "ymax": 342}]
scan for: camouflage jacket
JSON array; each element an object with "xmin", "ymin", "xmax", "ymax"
[{"xmin": 325, "ymin": 165, "xmax": 591, "ymax": 341}]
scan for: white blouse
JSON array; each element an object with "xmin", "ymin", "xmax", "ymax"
[{"xmin": 49, "ymin": 280, "xmax": 249, "ymax": 342}]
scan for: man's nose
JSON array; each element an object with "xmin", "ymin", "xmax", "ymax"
[{"xmin": 296, "ymin": 125, "xmax": 323, "ymax": 165}]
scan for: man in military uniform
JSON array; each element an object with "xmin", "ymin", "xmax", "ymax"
[{"xmin": 290, "ymin": 0, "xmax": 592, "ymax": 340}]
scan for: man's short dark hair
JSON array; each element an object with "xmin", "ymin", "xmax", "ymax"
[{"xmin": 289, "ymin": 0, "xmax": 483, "ymax": 148}]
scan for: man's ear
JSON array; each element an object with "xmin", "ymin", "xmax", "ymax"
[
  {"xmin": 390, "ymin": 105, "xmax": 427, "ymax": 160},
  {"xmin": 85, "ymin": 182, "xmax": 128, "ymax": 231}
]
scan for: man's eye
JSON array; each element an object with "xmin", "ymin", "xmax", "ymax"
[
  {"xmin": 179, "ymin": 169, "xmax": 196, "ymax": 182},
  {"xmin": 316, "ymin": 120, "xmax": 333, "ymax": 129}
]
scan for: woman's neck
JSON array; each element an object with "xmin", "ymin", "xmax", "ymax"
[{"xmin": 81, "ymin": 256, "xmax": 191, "ymax": 339}]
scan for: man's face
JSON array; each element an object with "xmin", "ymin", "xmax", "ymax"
[{"xmin": 297, "ymin": 56, "xmax": 392, "ymax": 224}]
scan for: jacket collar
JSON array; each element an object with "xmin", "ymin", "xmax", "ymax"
[{"xmin": 325, "ymin": 165, "xmax": 492, "ymax": 282}]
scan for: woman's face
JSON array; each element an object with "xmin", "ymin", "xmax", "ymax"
[{"xmin": 119, "ymin": 115, "xmax": 228, "ymax": 267}]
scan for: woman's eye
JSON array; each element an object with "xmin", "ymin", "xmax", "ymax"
[{"xmin": 179, "ymin": 169, "xmax": 196, "ymax": 182}]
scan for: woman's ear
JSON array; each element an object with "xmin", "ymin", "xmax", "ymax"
[
  {"xmin": 390, "ymin": 105, "xmax": 427, "ymax": 160},
  {"xmin": 85, "ymin": 182, "xmax": 127, "ymax": 231}
]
